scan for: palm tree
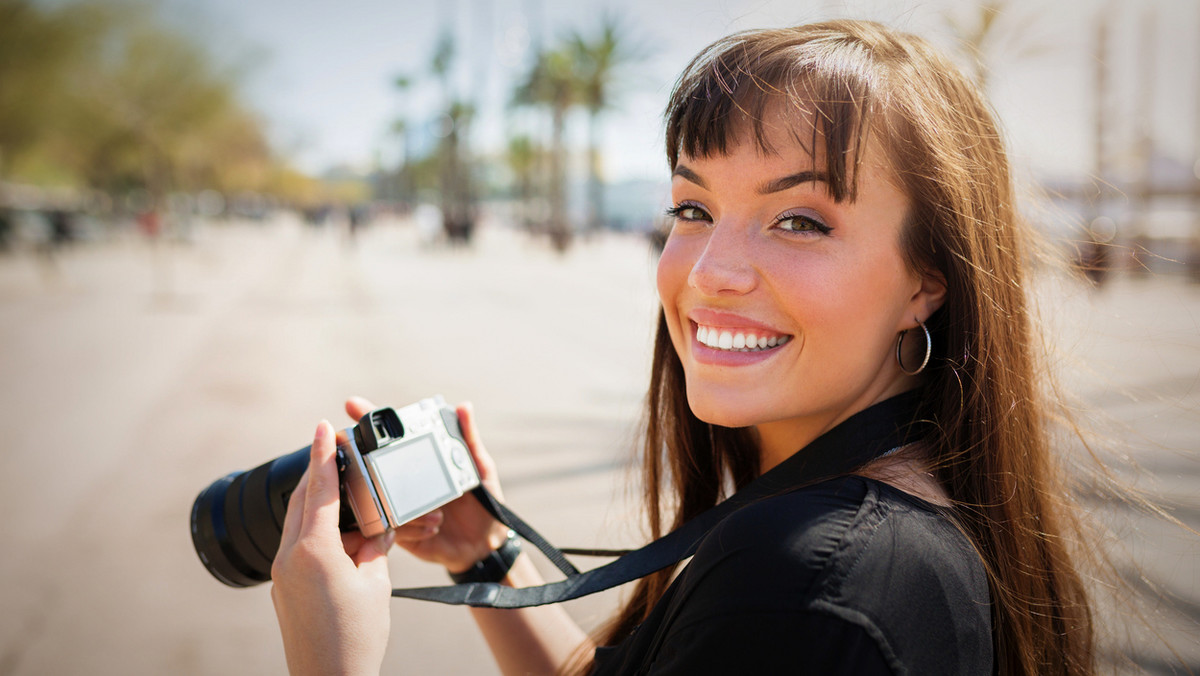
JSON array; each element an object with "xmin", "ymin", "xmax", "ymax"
[
  {"xmin": 429, "ymin": 31, "xmax": 476, "ymax": 243},
  {"xmin": 512, "ymin": 46, "xmax": 578, "ymax": 251},
  {"xmin": 390, "ymin": 74, "xmax": 414, "ymax": 206},
  {"xmin": 506, "ymin": 134, "xmax": 539, "ymax": 230},
  {"xmin": 569, "ymin": 16, "xmax": 641, "ymax": 233},
  {"xmin": 944, "ymin": 0, "xmax": 1049, "ymax": 92}
]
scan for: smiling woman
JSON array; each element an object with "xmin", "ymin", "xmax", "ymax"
[{"xmin": 269, "ymin": 19, "xmax": 1098, "ymax": 676}]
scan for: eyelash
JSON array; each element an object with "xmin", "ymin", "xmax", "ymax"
[{"xmin": 664, "ymin": 203, "xmax": 832, "ymax": 236}]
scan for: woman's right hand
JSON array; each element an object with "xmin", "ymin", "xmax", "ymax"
[{"xmin": 344, "ymin": 396, "xmax": 514, "ymax": 574}]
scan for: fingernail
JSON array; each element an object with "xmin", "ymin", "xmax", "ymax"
[
  {"xmin": 315, "ymin": 420, "xmax": 329, "ymax": 440},
  {"xmin": 377, "ymin": 530, "xmax": 396, "ymax": 553}
]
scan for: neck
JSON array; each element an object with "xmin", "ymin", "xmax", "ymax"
[
  {"xmin": 754, "ymin": 419, "xmax": 829, "ymax": 472},
  {"xmin": 753, "ymin": 379, "xmax": 922, "ymax": 473}
]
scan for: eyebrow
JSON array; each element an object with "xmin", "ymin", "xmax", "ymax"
[
  {"xmin": 760, "ymin": 171, "xmax": 827, "ymax": 194},
  {"xmin": 672, "ymin": 164, "xmax": 827, "ymax": 194},
  {"xmin": 671, "ymin": 165, "xmax": 707, "ymax": 189}
]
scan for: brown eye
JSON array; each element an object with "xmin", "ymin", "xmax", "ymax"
[
  {"xmin": 665, "ymin": 203, "xmax": 712, "ymax": 222},
  {"xmin": 776, "ymin": 212, "xmax": 831, "ymax": 235}
]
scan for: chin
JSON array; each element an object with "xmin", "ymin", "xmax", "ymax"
[{"xmin": 685, "ymin": 390, "xmax": 762, "ymax": 429}]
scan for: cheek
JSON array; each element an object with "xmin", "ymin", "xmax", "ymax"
[
  {"xmin": 655, "ymin": 236, "xmax": 693, "ymax": 307},
  {"xmin": 656, "ymin": 237, "xmax": 695, "ymax": 351}
]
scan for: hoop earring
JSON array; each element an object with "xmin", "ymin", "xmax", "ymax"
[{"xmin": 896, "ymin": 319, "xmax": 931, "ymax": 376}]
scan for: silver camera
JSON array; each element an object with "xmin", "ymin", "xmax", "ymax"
[
  {"xmin": 191, "ymin": 395, "xmax": 481, "ymax": 587},
  {"xmin": 340, "ymin": 396, "xmax": 481, "ymax": 537}
]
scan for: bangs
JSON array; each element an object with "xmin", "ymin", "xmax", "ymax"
[{"xmin": 664, "ymin": 27, "xmax": 883, "ymax": 202}]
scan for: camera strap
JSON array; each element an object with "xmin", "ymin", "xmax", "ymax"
[{"xmin": 391, "ymin": 389, "xmax": 928, "ymax": 609}]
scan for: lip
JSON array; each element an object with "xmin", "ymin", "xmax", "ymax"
[{"xmin": 687, "ymin": 308, "xmax": 788, "ymax": 335}]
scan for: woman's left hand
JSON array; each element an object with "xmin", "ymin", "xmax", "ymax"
[{"xmin": 271, "ymin": 420, "xmax": 395, "ymax": 676}]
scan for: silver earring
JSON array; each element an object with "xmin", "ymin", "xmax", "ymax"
[{"xmin": 896, "ymin": 318, "xmax": 931, "ymax": 376}]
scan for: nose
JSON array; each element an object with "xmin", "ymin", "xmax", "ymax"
[{"xmin": 686, "ymin": 222, "xmax": 757, "ymax": 296}]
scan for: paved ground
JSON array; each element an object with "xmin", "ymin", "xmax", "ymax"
[{"xmin": 0, "ymin": 214, "xmax": 1195, "ymax": 674}]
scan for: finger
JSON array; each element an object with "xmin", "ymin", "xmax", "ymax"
[
  {"xmin": 345, "ymin": 396, "xmax": 377, "ymax": 422},
  {"xmin": 353, "ymin": 531, "xmax": 395, "ymax": 571},
  {"xmin": 341, "ymin": 530, "xmax": 368, "ymax": 557},
  {"xmin": 455, "ymin": 402, "xmax": 491, "ymax": 470},
  {"xmin": 456, "ymin": 402, "xmax": 502, "ymax": 497},
  {"xmin": 279, "ymin": 467, "xmax": 310, "ymax": 549},
  {"xmin": 301, "ymin": 420, "xmax": 342, "ymax": 538},
  {"xmin": 392, "ymin": 521, "xmax": 441, "ymax": 542},
  {"xmin": 404, "ymin": 510, "xmax": 443, "ymax": 529}
]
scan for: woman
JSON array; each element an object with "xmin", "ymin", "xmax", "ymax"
[{"xmin": 271, "ymin": 20, "xmax": 1095, "ymax": 675}]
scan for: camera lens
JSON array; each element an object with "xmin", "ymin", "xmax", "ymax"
[{"xmin": 190, "ymin": 447, "xmax": 311, "ymax": 587}]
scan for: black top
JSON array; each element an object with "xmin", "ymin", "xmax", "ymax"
[{"xmin": 591, "ymin": 476, "xmax": 993, "ymax": 675}]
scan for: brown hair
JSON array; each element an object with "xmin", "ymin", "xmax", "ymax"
[{"xmin": 588, "ymin": 20, "xmax": 1095, "ymax": 676}]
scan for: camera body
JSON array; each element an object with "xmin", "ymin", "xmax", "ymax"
[
  {"xmin": 190, "ymin": 395, "xmax": 480, "ymax": 587},
  {"xmin": 341, "ymin": 396, "xmax": 480, "ymax": 537}
]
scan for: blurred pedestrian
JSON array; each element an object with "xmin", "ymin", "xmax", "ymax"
[
  {"xmin": 48, "ymin": 209, "xmax": 74, "ymax": 247},
  {"xmin": 137, "ymin": 208, "xmax": 161, "ymax": 240},
  {"xmin": 272, "ymin": 20, "xmax": 1101, "ymax": 675},
  {"xmin": 0, "ymin": 208, "xmax": 12, "ymax": 252}
]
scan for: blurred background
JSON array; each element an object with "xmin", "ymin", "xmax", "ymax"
[{"xmin": 0, "ymin": 0, "xmax": 1197, "ymax": 674}]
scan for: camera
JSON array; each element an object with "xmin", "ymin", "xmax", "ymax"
[{"xmin": 190, "ymin": 396, "xmax": 481, "ymax": 587}]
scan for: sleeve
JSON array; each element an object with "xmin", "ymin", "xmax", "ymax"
[{"xmin": 646, "ymin": 609, "xmax": 895, "ymax": 675}]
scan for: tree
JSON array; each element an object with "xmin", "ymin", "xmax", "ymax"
[
  {"xmin": 389, "ymin": 73, "xmax": 415, "ymax": 205},
  {"xmin": 0, "ymin": 0, "xmax": 110, "ymax": 179},
  {"xmin": 568, "ymin": 15, "xmax": 642, "ymax": 233},
  {"xmin": 1, "ymin": 0, "xmax": 286, "ymax": 203},
  {"xmin": 512, "ymin": 46, "xmax": 579, "ymax": 251},
  {"xmin": 65, "ymin": 19, "xmax": 265, "ymax": 197},
  {"xmin": 944, "ymin": 0, "xmax": 1049, "ymax": 92},
  {"xmin": 428, "ymin": 30, "xmax": 477, "ymax": 243},
  {"xmin": 506, "ymin": 133, "xmax": 540, "ymax": 229}
]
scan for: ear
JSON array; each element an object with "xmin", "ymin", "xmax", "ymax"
[{"xmin": 905, "ymin": 267, "xmax": 947, "ymax": 328}]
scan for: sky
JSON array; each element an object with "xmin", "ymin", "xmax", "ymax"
[{"xmin": 163, "ymin": 0, "xmax": 1200, "ymax": 186}]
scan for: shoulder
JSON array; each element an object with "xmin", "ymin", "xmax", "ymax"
[
  {"xmin": 670, "ymin": 476, "xmax": 993, "ymax": 674},
  {"xmin": 685, "ymin": 475, "xmax": 977, "ymax": 591},
  {"xmin": 676, "ymin": 476, "xmax": 874, "ymax": 600},
  {"xmin": 690, "ymin": 475, "xmax": 984, "ymax": 579}
]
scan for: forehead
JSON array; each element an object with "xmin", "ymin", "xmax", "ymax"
[
  {"xmin": 674, "ymin": 118, "xmax": 900, "ymax": 201},
  {"xmin": 671, "ymin": 91, "xmax": 898, "ymax": 203}
]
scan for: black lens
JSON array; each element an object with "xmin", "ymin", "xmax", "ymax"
[{"xmin": 190, "ymin": 447, "xmax": 311, "ymax": 587}]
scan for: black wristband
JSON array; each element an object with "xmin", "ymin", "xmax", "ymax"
[{"xmin": 449, "ymin": 530, "xmax": 522, "ymax": 584}]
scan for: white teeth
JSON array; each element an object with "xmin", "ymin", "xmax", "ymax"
[{"xmin": 694, "ymin": 324, "xmax": 789, "ymax": 353}]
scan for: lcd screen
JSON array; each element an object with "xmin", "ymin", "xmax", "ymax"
[{"xmin": 369, "ymin": 434, "xmax": 455, "ymax": 526}]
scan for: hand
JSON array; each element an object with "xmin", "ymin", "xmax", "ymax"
[
  {"xmin": 344, "ymin": 396, "xmax": 512, "ymax": 574},
  {"xmin": 271, "ymin": 420, "xmax": 395, "ymax": 676}
]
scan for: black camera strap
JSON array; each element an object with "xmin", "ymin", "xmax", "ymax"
[{"xmin": 391, "ymin": 390, "xmax": 929, "ymax": 609}]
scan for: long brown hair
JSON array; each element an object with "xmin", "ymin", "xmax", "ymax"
[{"xmin": 589, "ymin": 20, "xmax": 1095, "ymax": 676}]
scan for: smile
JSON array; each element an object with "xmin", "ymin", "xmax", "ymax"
[{"xmin": 695, "ymin": 324, "xmax": 791, "ymax": 352}]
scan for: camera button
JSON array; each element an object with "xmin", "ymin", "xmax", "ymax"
[{"xmin": 451, "ymin": 443, "xmax": 470, "ymax": 469}]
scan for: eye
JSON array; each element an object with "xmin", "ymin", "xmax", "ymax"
[
  {"xmin": 775, "ymin": 211, "xmax": 832, "ymax": 236},
  {"xmin": 665, "ymin": 202, "xmax": 712, "ymax": 223}
]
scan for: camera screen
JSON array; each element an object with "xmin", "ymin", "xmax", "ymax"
[{"xmin": 369, "ymin": 434, "xmax": 455, "ymax": 525}]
